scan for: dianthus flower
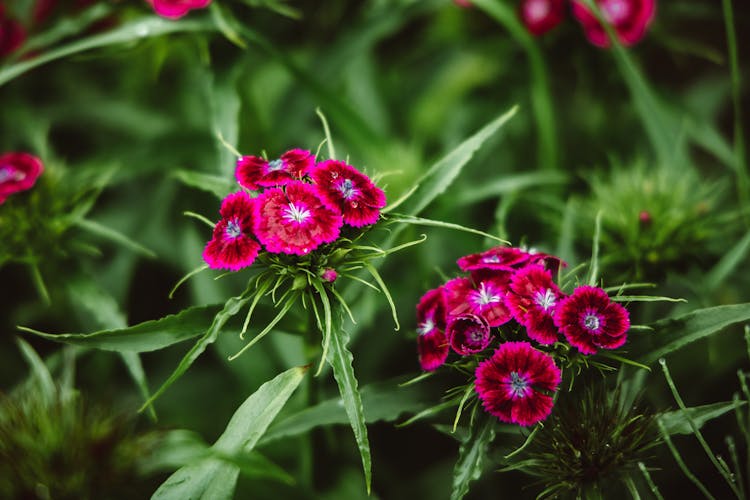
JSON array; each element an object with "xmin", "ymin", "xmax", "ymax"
[
  {"xmin": 146, "ymin": 0, "xmax": 211, "ymax": 19},
  {"xmin": 0, "ymin": 152, "xmax": 44, "ymax": 204},
  {"xmin": 506, "ymin": 265, "xmax": 564, "ymax": 344},
  {"xmin": 0, "ymin": 7, "xmax": 26, "ymax": 57},
  {"xmin": 417, "ymin": 287, "xmax": 449, "ymax": 371},
  {"xmin": 236, "ymin": 149, "xmax": 315, "ymax": 191},
  {"xmin": 310, "ymin": 160, "xmax": 386, "ymax": 227},
  {"xmin": 475, "ymin": 341, "xmax": 561, "ymax": 426},
  {"xmin": 252, "ymin": 181, "xmax": 342, "ymax": 255},
  {"xmin": 519, "ymin": 0, "xmax": 565, "ymax": 36},
  {"xmin": 447, "ymin": 314, "xmax": 491, "ymax": 356},
  {"xmin": 202, "ymin": 191, "xmax": 260, "ymax": 271},
  {"xmin": 457, "ymin": 246, "xmax": 562, "ymax": 275},
  {"xmin": 554, "ymin": 286, "xmax": 629, "ymax": 354},
  {"xmin": 572, "ymin": 0, "xmax": 656, "ymax": 47},
  {"xmin": 443, "ymin": 275, "xmax": 512, "ymax": 328}
]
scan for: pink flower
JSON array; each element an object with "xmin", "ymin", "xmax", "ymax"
[
  {"xmin": 572, "ymin": 0, "xmax": 656, "ymax": 47},
  {"xmin": 453, "ymin": 0, "xmax": 473, "ymax": 7},
  {"xmin": 554, "ymin": 286, "xmax": 630, "ymax": 354},
  {"xmin": 519, "ymin": 0, "xmax": 565, "ymax": 36},
  {"xmin": 236, "ymin": 149, "xmax": 315, "ymax": 191},
  {"xmin": 506, "ymin": 265, "xmax": 564, "ymax": 344},
  {"xmin": 321, "ymin": 268, "xmax": 338, "ymax": 283},
  {"xmin": 475, "ymin": 341, "xmax": 561, "ymax": 426},
  {"xmin": 443, "ymin": 275, "xmax": 512, "ymax": 327},
  {"xmin": 252, "ymin": 181, "xmax": 342, "ymax": 256},
  {"xmin": 457, "ymin": 246, "xmax": 563, "ymax": 275},
  {"xmin": 417, "ymin": 287, "xmax": 449, "ymax": 371},
  {"xmin": 447, "ymin": 314, "xmax": 491, "ymax": 356},
  {"xmin": 146, "ymin": 0, "xmax": 211, "ymax": 19},
  {"xmin": 0, "ymin": 152, "xmax": 44, "ymax": 204},
  {"xmin": 0, "ymin": 9, "xmax": 26, "ymax": 57},
  {"xmin": 310, "ymin": 160, "xmax": 386, "ymax": 227},
  {"xmin": 202, "ymin": 191, "xmax": 261, "ymax": 271}
]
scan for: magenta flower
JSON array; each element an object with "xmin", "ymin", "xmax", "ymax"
[
  {"xmin": 519, "ymin": 0, "xmax": 565, "ymax": 36},
  {"xmin": 506, "ymin": 265, "xmax": 564, "ymax": 344},
  {"xmin": 202, "ymin": 191, "xmax": 261, "ymax": 271},
  {"xmin": 252, "ymin": 181, "xmax": 342, "ymax": 256},
  {"xmin": 475, "ymin": 341, "xmax": 561, "ymax": 426},
  {"xmin": 321, "ymin": 268, "xmax": 338, "ymax": 283},
  {"xmin": 0, "ymin": 9, "xmax": 26, "ymax": 57},
  {"xmin": 0, "ymin": 152, "xmax": 44, "ymax": 204},
  {"xmin": 443, "ymin": 275, "xmax": 512, "ymax": 327},
  {"xmin": 236, "ymin": 149, "xmax": 315, "ymax": 191},
  {"xmin": 572, "ymin": 0, "xmax": 656, "ymax": 47},
  {"xmin": 310, "ymin": 160, "xmax": 386, "ymax": 227},
  {"xmin": 457, "ymin": 246, "xmax": 563, "ymax": 275},
  {"xmin": 554, "ymin": 286, "xmax": 630, "ymax": 354},
  {"xmin": 146, "ymin": 0, "xmax": 211, "ymax": 19},
  {"xmin": 416, "ymin": 287, "xmax": 449, "ymax": 371},
  {"xmin": 447, "ymin": 314, "xmax": 491, "ymax": 356}
]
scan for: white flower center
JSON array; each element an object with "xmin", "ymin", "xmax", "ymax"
[
  {"xmin": 0, "ymin": 166, "xmax": 24, "ymax": 183},
  {"xmin": 417, "ymin": 318, "xmax": 435, "ymax": 336},
  {"xmin": 283, "ymin": 202, "xmax": 311, "ymax": 223},
  {"xmin": 534, "ymin": 288, "xmax": 556, "ymax": 311},
  {"xmin": 483, "ymin": 255, "xmax": 501, "ymax": 264},
  {"xmin": 584, "ymin": 314, "xmax": 601, "ymax": 331},
  {"xmin": 267, "ymin": 159, "xmax": 285, "ymax": 172},
  {"xmin": 525, "ymin": 0, "xmax": 550, "ymax": 21},
  {"xmin": 509, "ymin": 371, "xmax": 529, "ymax": 398},
  {"xmin": 602, "ymin": 0, "xmax": 630, "ymax": 23},
  {"xmin": 473, "ymin": 282, "xmax": 501, "ymax": 306},
  {"xmin": 225, "ymin": 219, "xmax": 242, "ymax": 238},
  {"xmin": 338, "ymin": 179, "xmax": 356, "ymax": 199}
]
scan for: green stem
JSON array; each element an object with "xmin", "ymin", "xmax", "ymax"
[
  {"xmin": 657, "ymin": 420, "xmax": 716, "ymax": 500},
  {"xmin": 638, "ymin": 462, "xmax": 664, "ymax": 500}
]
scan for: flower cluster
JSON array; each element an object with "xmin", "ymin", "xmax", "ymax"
[
  {"xmin": 202, "ymin": 149, "xmax": 386, "ymax": 272},
  {"xmin": 0, "ymin": 152, "xmax": 44, "ymax": 204},
  {"xmin": 456, "ymin": 0, "xmax": 655, "ymax": 47},
  {"xmin": 415, "ymin": 245, "xmax": 630, "ymax": 426}
]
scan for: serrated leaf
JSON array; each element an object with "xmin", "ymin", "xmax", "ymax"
[
  {"xmin": 19, "ymin": 304, "xmax": 223, "ymax": 353},
  {"xmin": 451, "ymin": 416, "xmax": 496, "ymax": 500},
  {"xmin": 396, "ymin": 106, "xmax": 518, "ymax": 218},
  {"xmin": 152, "ymin": 365, "xmax": 307, "ymax": 500},
  {"xmin": 659, "ymin": 401, "xmax": 747, "ymax": 436},
  {"xmin": 326, "ymin": 304, "xmax": 372, "ymax": 493},
  {"xmin": 0, "ymin": 16, "xmax": 215, "ymax": 87},
  {"xmin": 632, "ymin": 303, "xmax": 750, "ymax": 365}
]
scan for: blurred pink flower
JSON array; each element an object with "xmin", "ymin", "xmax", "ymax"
[
  {"xmin": 0, "ymin": 152, "xmax": 43, "ymax": 204},
  {"xmin": 519, "ymin": 0, "xmax": 565, "ymax": 36},
  {"xmin": 417, "ymin": 287, "xmax": 449, "ymax": 371},
  {"xmin": 0, "ymin": 7, "xmax": 26, "ymax": 57},
  {"xmin": 572, "ymin": 0, "xmax": 656, "ymax": 47},
  {"xmin": 146, "ymin": 0, "xmax": 211, "ymax": 19}
]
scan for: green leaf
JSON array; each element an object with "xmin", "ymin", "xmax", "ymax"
[
  {"xmin": 454, "ymin": 171, "xmax": 568, "ymax": 205},
  {"xmin": 395, "ymin": 106, "xmax": 518, "ymax": 218},
  {"xmin": 451, "ymin": 416, "xmax": 496, "ymax": 500},
  {"xmin": 173, "ymin": 170, "xmax": 237, "ymax": 200},
  {"xmin": 659, "ymin": 401, "xmax": 748, "ymax": 436},
  {"xmin": 705, "ymin": 228, "xmax": 750, "ymax": 292},
  {"xmin": 15, "ymin": 337, "xmax": 56, "ymax": 404},
  {"xmin": 261, "ymin": 377, "xmax": 434, "ymax": 444},
  {"xmin": 75, "ymin": 218, "xmax": 157, "ymax": 258},
  {"xmin": 0, "ymin": 16, "xmax": 215, "ymax": 87},
  {"xmin": 142, "ymin": 292, "xmax": 253, "ymax": 410},
  {"xmin": 388, "ymin": 215, "xmax": 509, "ymax": 245},
  {"xmin": 326, "ymin": 304, "xmax": 372, "ymax": 494},
  {"xmin": 152, "ymin": 365, "xmax": 307, "ymax": 500},
  {"xmin": 19, "ymin": 304, "xmax": 223, "ymax": 353},
  {"xmin": 631, "ymin": 303, "xmax": 750, "ymax": 365}
]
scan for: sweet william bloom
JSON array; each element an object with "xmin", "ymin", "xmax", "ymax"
[
  {"xmin": 203, "ymin": 191, "xmax": 261, "ymax": 271},
  {"xmin": 146, "ymin": 0, "xmax": 211, "ymax": 19},
  {"xmin": 253, "ymin": 181, "xmax": 342, "ymax": 256},
  {"xmin": 475, "ymin": 341, "xmax": 561, "ymax": 426},
  {"xmin": 0, "ymin": 152, "xmax": 44, "ymax": 204},
  {"xmin": 458, "ymin": 246, "xmax": 563, "ymax": 275},
  {"xmin": 236, "ymin": 149, "xmax": 315, "ymax": 191},
  {"xmin": 417, "ymin": 287, "xmax": 449, "ymax": 371},
  {"xmin": 443, "ymin": 275, "xmax": 512, "ymax": 327},
  {"xmin": 321, "ymin": 268, "xmax": 338, "ymax": 283},
  {"xmin": 311, "ymin": 160, "xmax": 386, "ymax": 227},
  {"xmin": 572, "ymin": 0, "xmax": 656, "ymax": 47},
  {"xmin": 519, "ymin": 0, "xmax": 565, "ymax": 36},
  {"xmin": 554, "ymin": 286, "xmax": 630, "ymax": 354},
  {"xmin": 506, "ymin": 265, "xmax": 564, "ymax": 344},
  {"xmin": 447, "ymin": 314, "xmax": 491, "ymax": 356}
]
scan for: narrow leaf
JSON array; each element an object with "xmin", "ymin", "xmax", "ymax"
[
  {"xmin": 15, "ymin": 337, "xmax": 56, "ymax": 403},
  {"xmin": 173, "ymin": 170, "xmax": 236, "ymax": 200},
  {"xmin": 389, "ymin": 215, "xmax": 509, "ymax": 244},
  {"xmin": 451, "ymin": 416, "xmax": 496, "ymax": 500},
  {"xmin": 75, "ymin": 218, "xmax": 156, "ymax": 258},
  {"xmin": 659, "ymin": 401, "xmax": 748, "ymax": 436}
]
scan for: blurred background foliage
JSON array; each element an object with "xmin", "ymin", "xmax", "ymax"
[{"xmin": 1, "ymin": 0, "xmax": 749, "ymax": 498}]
